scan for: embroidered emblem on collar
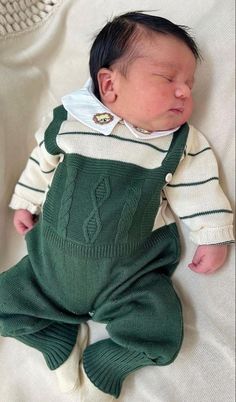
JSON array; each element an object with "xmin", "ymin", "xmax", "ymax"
[
  {"xmin": 93, "ymin": 113, "xmax": 114, "ymax": 125},
  {"xmin": 134, "ymin": 126, "xmax": 152, "ymax": 134}
]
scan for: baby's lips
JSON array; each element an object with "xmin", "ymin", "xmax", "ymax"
[{"xmin": 169, "ymin": 107, "xmax": 184, "ymax": 113}]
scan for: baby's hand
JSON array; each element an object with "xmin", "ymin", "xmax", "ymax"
[
  {"xmin": 13, "ymin": 209, "xmax": 36, "ymax": 235},
  {"xmin": 188, "ymin": 244, "xmax": 228, "ymax": 274}
]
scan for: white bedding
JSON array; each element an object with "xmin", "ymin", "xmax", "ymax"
[{"xmin": 0, "ymin": 1, "xmax": 235, "ymax": 401}]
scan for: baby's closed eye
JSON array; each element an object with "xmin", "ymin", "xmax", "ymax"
[{"xmin": 154, "ymin": 73, "xmax": 174, "ymax": 82}]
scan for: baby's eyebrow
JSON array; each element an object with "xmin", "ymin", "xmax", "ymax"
[{"xmin": 150, "ymin": 61, "xmax": 178, "ymax": 69}]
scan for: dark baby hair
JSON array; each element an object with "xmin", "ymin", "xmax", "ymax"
[{"xmin": 89, "ymin": 11, "xmax": 201, "ymax": 99}]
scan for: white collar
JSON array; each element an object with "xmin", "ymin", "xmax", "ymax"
[{"xmin": 61, "ymin": 79, "xmax": 180, "ymax": 140}]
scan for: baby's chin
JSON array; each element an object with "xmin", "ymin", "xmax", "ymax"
[
  {"xmin": 158, "ymin": 114, "xmax": 190, "ymax": 131},
  {"xmin": 144, "ymin": 112, "xmax": 192, "ymax": 132},
  {"xmin": 120, "ymin": 110, "xmax": 191, "ymax": 132},
  {"xmin": 148, "ymin": 120, "xmax": 188, "ymax": 133}
]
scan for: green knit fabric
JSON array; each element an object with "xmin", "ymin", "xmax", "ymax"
[
  {"xmin": 15, "ymin": 323, "xmax": 78, "ymax": 370},
  {"xmin": 44, "ymin": 105, "xmax": 67, "ymax": 155},
  {"xmin": 0, "ymin": 110, "xmax": 189, "ymax": 397},
  {"xmin": 83, "ymin": 339, "xmax": 155, "ymax": 398},
  {"xmin": 43, "ymin": 121, "xmax": 189, "ymax": 252},
  {"xmin": 84, "ymin": 258, "xmax": 183, "ymax": 397}
]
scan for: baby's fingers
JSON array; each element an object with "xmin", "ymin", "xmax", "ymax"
[
  {"xmin": 188, "ymin": 261, "xmax": 213, "ymax": 274},
  {"xmin": 15, "ymin": 219, "xmax": 33, "ymax": 235},
  {"xmin": 13, "ymin": 209, "xmax": 35, "ymax": 235}
]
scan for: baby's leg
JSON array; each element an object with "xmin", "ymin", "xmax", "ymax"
[
  {"xmin": 82, "ymin": 272, "xmax": 183, "ymax": 398},
  {"xmin": 0, "ymin": 255, "xmax": 89, "ymax": 389}
]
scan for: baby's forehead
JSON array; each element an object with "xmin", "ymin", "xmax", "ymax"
[
  {"xmin": 113, "ymin": 30, "xmax": 196, "ymax": 77},
  {"xmin": 128, "ymin": 32, "xmax": 194, "ymax": 59},
  {"xmin": 139, "ymin": 34, "xmax": 196, "ymax": 63}
]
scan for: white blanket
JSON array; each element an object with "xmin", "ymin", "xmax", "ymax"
[{"xmin": 0, "ymin": 1, "xmax": 235, "ymax": 401}]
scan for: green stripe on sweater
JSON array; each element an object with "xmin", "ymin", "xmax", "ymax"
[
  {"xmin": 167, "ymin": 177, "xmax": 219, "ymax": 187},
  {"xmin": 17, "ymin": 182, "xmax": 45, "ymax": 193},
  {"xmin": 29, "ymin": 157, "xmax": 55, "ymax": 174},
  {"xmin": 188, "ymin": 147, "xmax": 211, "ymax": 156},
  {"xmin": 180, "ymin": 209, "xmax": 233, "ymax": 220}
]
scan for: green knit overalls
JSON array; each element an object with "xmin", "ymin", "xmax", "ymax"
[{"xmin": 0, "ymin": 106, "xmax": 189, "ymax": 398}]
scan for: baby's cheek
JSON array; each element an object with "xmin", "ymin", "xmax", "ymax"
[
  {"xmin": 187, "ymin": 97, "xmax": 194, "ymax": 114},
  {"xmin": 183, "ymin": 100, "xmax": 193, "ymax": 122},
  {"xmin": 150, "ymin": 97, "xmax": 167, "ymax": 116}
]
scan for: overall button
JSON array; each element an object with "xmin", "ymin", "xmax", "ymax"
[{"xmin": 165, "ymin": 173, "xmax": 173, "ymax": 183}]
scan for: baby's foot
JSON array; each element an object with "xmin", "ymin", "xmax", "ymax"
[
  {"xmin": 79, "ymin": 363, "xmax": 116, "ymax": 402},
  {"xmin": 55, "ymin": 323, "xmax": 89, "ymax": 392}
]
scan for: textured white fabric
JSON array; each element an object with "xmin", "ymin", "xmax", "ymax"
[
  {"xmin": 0, "ymin": 1, "xmax": 235, "ymax": 401},
  {"xmin": 0, "ymin": 0, "xmax": 61, "ymax": 36}
]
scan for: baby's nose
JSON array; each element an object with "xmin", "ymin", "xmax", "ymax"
[{"xmin": 175, "ymin": 85, "xmax": 191, "ymax": 99}]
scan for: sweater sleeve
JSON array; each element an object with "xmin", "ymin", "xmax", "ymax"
[
  {"xmin": 9, "ymin": 112, "xmax": 61, "ymax": 215},
  {"xmin": 164, "ymin": 126, "xmax": 234, "ymax": 245}
]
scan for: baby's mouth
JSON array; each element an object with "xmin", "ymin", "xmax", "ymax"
[{"xmin": 169, "ymin": 107, "xmax": 184, "ymax": 114}]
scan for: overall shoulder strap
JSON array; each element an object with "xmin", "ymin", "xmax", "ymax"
[
  {"xmin": 162, "ymin": 123, "xmax": 189, "ymax": 173},
  {"xmin": 44, "ymin": 105, "xmax": 68, "ymax": 155}
]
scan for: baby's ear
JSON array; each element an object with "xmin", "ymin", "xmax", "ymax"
[{"xmin": 97, "ymin": 68, "xmax": 117, "ymax": 103}]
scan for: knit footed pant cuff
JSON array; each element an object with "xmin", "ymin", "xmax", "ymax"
[
  {"xmin": 15, "ymin": 323, "xmax": 78, "ymax": 370},
  {"xmin": 83, "ymin": 339, "xmax": 155, "ymax": 398}
]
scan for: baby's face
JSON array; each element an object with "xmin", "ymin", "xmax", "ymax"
[{"xmin": 109, "ymin": 34, "xmax": 196, "ymax": 132}]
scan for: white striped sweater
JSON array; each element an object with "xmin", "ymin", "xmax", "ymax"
[{"xmin": 9, "ymin": 109, "xmax": 234, "ymax": 246}]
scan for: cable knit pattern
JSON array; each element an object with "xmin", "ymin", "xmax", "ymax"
[
  {"xmin": 115, "ymin": 183, "xmax": 142, "ymax": 243},
  {"xmin": 58, "ymin": 167, "xmax": 78, "ymax": 238},
  {"xmin": 0, "ymin": 0, "xmax": 60, "ymax": 37},
  {"xmin": 83, "ymin": 176, "xmax": 111, "ymax": 244}
]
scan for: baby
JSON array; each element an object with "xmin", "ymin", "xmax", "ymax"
[{"xmin": 0, "ymin": 11, "xmax": 234, "ymax": 401}]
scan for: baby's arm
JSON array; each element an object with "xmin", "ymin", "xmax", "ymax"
[
  {"xmin": 164, "ymin": 126, "xmax": 234, "ymax": 274},
  {"xmin": 10, "ymin": 112, "xmax": 61, "ymax": 231}
]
